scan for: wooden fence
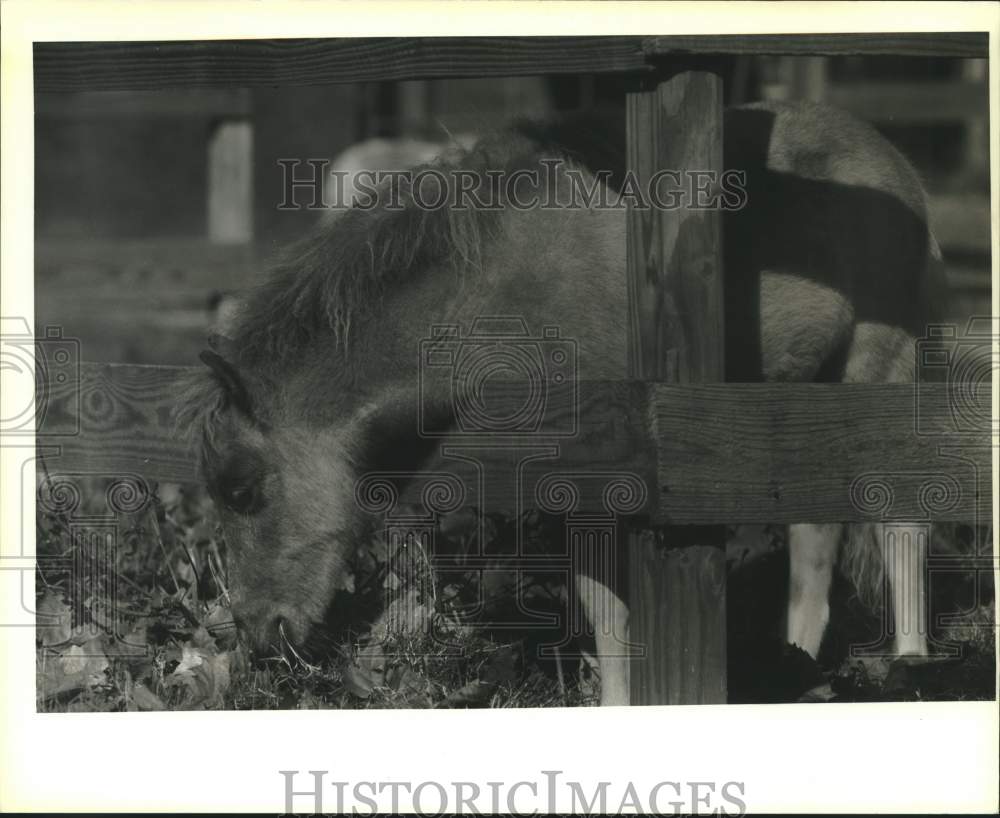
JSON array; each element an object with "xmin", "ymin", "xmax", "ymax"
[{"xmin": 34, "ymin": 33, "xmax": 992, "ymax": 706}]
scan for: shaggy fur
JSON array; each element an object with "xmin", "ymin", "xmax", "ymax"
[
  {"xmin": 177, "ymin": 102, "xmax": 939, "ymax": 668},
  {"xmin": 227, "ymin": 129, "xmax": 577, "ymax": 367}
]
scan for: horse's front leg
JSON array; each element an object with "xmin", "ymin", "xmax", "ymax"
[
  {"xmin": 787, "ymin": 523, "xmax": 842, "ymax": 658},
  {"xmin": 575, "ymin": 573, "xmax": 630, "ymax": 705}
]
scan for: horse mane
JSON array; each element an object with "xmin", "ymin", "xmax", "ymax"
[{"xmin": 227, "ymin": 126, "xmax": 563, "ymax": 369}]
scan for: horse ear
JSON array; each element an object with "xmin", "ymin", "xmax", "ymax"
[{"xmin": 199, "ymin": 349, "xmax": 254, "ymax": 419}]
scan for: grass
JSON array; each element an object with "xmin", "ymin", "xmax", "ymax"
[
  {"xmin": 35, "ymin": 478, "xmax": 995, "ymax": 711},
  {"xmin": 35, "ymin": 477, "xmax": 594, "ymax": 711}
]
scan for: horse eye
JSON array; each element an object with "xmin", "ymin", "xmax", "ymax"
[
  {"xmin": 211, "ymin": 449, "xmax": 267, "ymax": 514},
  {"xmin": 221, "ymin": 481, "xmax": 260, "ymax": 514}
]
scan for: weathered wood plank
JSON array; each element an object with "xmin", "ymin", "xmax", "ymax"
[
  {"xmin": 34, "ymin": 34, "xmax": 987, "ymax": 95},
  {"xmin": 644, "ymin": 33, "xmax": 989, "ymax": 58},
  {"xmin": 652, "ymin": 382, "xmax": 993, "ymax": 524},
  {"xmin": 39, "ymin": 363, "xmax": 199, "ymax": 483},
  {"xmin": 628, "ymin": 537, "xmax": 727, "ymax": 704},
  {"xmin": 35, "ymin": 364, "xmax": 993, "ymax": 522},
  {"xmin": 626, "ymin": 68, "xmax": 728, "ymax": 706},
  {"xmin": 626, "ymin": 71, "xmax": 725, "ymax": 381},
  {"xmin": 33, "ymin": 38, "xmax": 652, "ymax": 92}
]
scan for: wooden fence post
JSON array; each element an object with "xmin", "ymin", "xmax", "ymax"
[
  {"xmin": 207, "ymin": 119, "xmax": 254, "ymax": 244},
  {"xmin": 626, "ymin": 67, "xmax": 728, "ymax": 705}
]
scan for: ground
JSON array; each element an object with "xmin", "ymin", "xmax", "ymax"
[{"xmin": 35, "ymin": 478, "xmax": 995, "ymax": 711}]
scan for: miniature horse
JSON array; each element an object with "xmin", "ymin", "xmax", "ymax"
[{"xmin": 180, "ymin": 102, "xmax": 937, "ymax": 705}]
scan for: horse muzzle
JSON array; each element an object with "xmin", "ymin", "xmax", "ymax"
[{"xmin": 232, "ymin": 605, "xmax": 306, "ymax": 658}]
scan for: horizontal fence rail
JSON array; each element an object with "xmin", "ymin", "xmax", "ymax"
[
  {"xmin": 35, "ymin": 363, "xmax": 992, "ymax": 524},
  {"xmin": 643, "ymin": 32, "xmax": 988, "ymax": 58},
  {"xmin": 33, "ymin": 37, "xmax": 653, "ymax": 92},
  {"xmin": 33, "ymin": 33, "xmax": 989, "ymax": 92}
]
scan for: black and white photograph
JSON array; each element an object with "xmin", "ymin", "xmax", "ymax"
[{"xmin": 1, "ymin": 0, "xmax": 997, "ymax": 814}]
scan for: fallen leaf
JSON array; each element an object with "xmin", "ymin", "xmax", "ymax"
[
  {"xmin": 343, "ymin": 644, "xmax": 386, "ymax": 699},
  {"xmin": 131, "ymin": 683, "xmax": 166, "ymax": 711},
  {"xmin": 342, "ymin": 665, "xmax": 375, "ymax": 699},
  {"xmin": 157, "ymin": 483, "xmax": 183, "ymax": 509},
  {"xmin": 174, "ymin": 645, "xmax": 204, "ymax": 674},
  {"xmin": 372, "ymin": 589, "xmax": 431, "ymax": 640},
  {"xmin": 386, "ymin": 665, "xmax": 432, "ymax": 707},
  {"xmin": 38, "ymin": 638, "xmax": 109, "ymax": 698},
  {"xmin": 37, "ymin": 591, "xmax": 72, "ymax": 647},
  {"xmin": 165, "ymin": 644, "xmax": 231, "ymax": 709}
]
